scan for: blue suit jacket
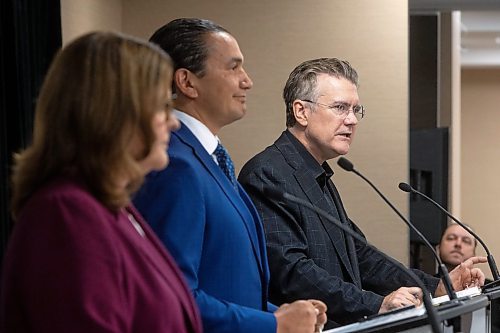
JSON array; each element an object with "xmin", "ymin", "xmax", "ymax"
[{"xmin": 133, "ymin": 123, "xmax": 277, "ymax": 333}]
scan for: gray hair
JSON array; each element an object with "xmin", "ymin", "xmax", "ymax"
[{"xmin": 283, "ymin": 58, "xmax": 358, "ymax": 127}]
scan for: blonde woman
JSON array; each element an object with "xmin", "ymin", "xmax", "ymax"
[{"xmin": 1, "ymin": 32, "xmax": 202, "ymax": 333}]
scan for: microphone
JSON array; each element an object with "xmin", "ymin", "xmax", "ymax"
[
  {"xmin": 337, "ymin": 157, "xmax": 458, "ymax": 301},
  {"xmin": 263, "ymin": 186, "xmax": 442, "ymax": 333},
  {"xmin": 399, "ymin": 182, "xmax": 500, "ymax": 290}
]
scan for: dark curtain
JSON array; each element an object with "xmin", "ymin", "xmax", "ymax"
[{"xmin": 0, "ymin": 1, "xmax": 62, "ymax": 261}]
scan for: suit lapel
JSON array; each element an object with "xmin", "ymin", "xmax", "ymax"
[
  {"xmin": 238, "ymin": 185, "xmax": 271, "ymax": 285},
  {"xmin": 174, "ymin": 124, "xmax": 265, "ymax": 276},
  {"xmin": 328, "ymin": 181, "xmax": 362, "ymax": 287},
  {"xmin": 275, "ymin": 132, "xmax": 358, "ymax": 284}
]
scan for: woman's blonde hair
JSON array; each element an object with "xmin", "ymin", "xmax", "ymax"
[{"xmin": 11, "ymin": 31, "xmax": 173, "ymax": 217}]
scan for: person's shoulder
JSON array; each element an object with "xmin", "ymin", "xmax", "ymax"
[
  {"xmin": 147, "ymin": 141, "xmax": 204, "ymax": 184},
  {"xmin": 16, "ymin": 176, "xmax": 114, "ymax": 234},
  {"xmin": 139, "ymin": 140, "xmax": 207, "ymax": 201},
  {"xmin": 240, "ymin": 144, "xmax": 284, "ymax": 176},
  {"xmin": 247, "ymin": 144, "xmax": 280, "ymax": 163},
  {"xmin": 164, "ymin": 131, "xmax": 194, "ymax": 157},
  {"xmin": 28, "ymin": 176, "xmax": 98, "ymax": 208},
  {"xmin": 167, "ymin": 130, "xmax": 213, "ymax": 168}
]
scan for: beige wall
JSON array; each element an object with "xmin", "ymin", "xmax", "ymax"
[
  {"xmin": 61, "ymin": 0, "xmax": 410, "ymax": 263},
  {"xmin": 60, "ymin": 0, "xmax": 122, "ymax": 44},
  {"xmin": 461, "ymin": 68, "xmax": 500, "ymax": 280}
]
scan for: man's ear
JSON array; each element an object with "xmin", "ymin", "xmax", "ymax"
[
  {"xmin": 174, "ymin": 68, "xmax": 198, "ymax": 99},
  {"xmin": 292, "ymin": 100, "xmax": 309, "ymax": 127}
]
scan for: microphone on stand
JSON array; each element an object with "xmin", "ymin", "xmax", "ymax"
[
  {"xmin": 336, "ymin": 157, "xmax": 458, "ymax": 301},
  {"xmin": 398, "ymin": 182, "xmax": 500, "ymax": 291},
  {"xmin": 263, "ymin": 186, "xmax": 442, "ymax": 333}
]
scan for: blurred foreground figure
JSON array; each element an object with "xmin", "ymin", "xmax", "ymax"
[{"xmin": 0, "ymin": 31, "xmax": 202, "ymax": 333}]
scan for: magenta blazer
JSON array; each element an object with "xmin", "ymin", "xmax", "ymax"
[{"xmin": 0, "ymin": 176, "xmax": 202, "ymax": 333}]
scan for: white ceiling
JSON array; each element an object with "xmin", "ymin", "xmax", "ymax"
[
  {"xmin": 410, "ymin": 0, "xmax": 500, "ymax": 67},
  {"xmin": 461, "ymin": 11, "xmax": 500, "ymax": 68},
  {"xmin": 410, "ymin": 0, "xmax": 500, "ymax": 12}
]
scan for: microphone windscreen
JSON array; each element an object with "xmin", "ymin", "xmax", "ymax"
[
  {"xmin": 398, "ymin": 182, "xmax": 412, "ymax": 193},
  {"xmin": 337, "ymin": 157, "xmax": 354, "ymax": 171}
]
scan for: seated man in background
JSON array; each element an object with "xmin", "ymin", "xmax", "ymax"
[
  {"xmin": 133, "ymin": 18, "xmax": 326, "ymax": 333},
  {"xmin": 239, "ymin": 57, "xmax": 487, "ymax": 329},
  {"xmin": 437, "ymin": 223, "xmax": 477, "ymax": 273},
  {"xmin": 437, "ymin": 223, "xmax": 499, "ymax": 332}
]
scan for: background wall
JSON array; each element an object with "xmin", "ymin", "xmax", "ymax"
[
  {"xmin": 61, "ymin": 0, "xmax": 122, "ymax": 43},
  {"xmin": 461, "ymin": 68, "xmax": 500, "ymax": 278},
  {"xmin": 61, "ymin": 0, "xmax": 411, "ymax": 263}
]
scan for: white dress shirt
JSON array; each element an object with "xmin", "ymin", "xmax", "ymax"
[{"xmin": 173, "ymin": 109, "xmax": 221, "ymax": 164}]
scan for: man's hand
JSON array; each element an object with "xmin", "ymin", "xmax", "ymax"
[
  {"xmin": 275, "ymin": 299, "xmax": 327, "ymax": 333},
  {"xmin": 435, "ymin": 256, "xmax": 487, "ymax": 296},
  {"xmin": 308, "ymin": 299, "xmax": 327, "ymax": 332},
  {"xmin": 379, "ymin": 287, "xmax": 422, "ymax": 313}
]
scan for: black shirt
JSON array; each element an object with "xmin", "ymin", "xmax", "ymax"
[
  {"xmin": 285, "ymin": 130, "xmax": 353, "ymax": 268},
  {"xmin": 285, "ymin": 130, "xmax": 334, "ymax": 191}
]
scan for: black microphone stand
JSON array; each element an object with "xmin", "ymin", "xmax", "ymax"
[
  {"xmin": 337, "ymin": 157, "xmax": 459, "ymax": 302},
  {"xmin": 399, "ymin": 182, "xmax": 500, "ymax": 292}
]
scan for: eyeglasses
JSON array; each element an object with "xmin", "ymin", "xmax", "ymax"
[{"xmin": 302, "ymin": 99, "xmax": 365, "ymax": 120}]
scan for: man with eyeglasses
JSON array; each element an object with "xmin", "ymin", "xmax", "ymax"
[{"xmin": 239, "ymin": 58, "xmax": 486, "ymax": 328}]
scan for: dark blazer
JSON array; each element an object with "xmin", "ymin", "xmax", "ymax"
[
  {"xmin": 239, "ymin": 131, "xmax": 439, "ymax": 327},
  {"xmin": 0, "ymin": 176, "xmax": 202, "ymax": 333},
  {"xmin": 133, "ymin": 123, "xmax": 277, "ymax": 333}
]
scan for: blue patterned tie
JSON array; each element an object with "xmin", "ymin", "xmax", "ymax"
[{"xmin": 214, "ymin": 143, "xmax": 238, "ymax": 189}]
